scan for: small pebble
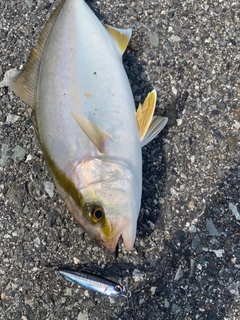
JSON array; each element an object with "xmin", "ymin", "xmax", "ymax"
[
  {"xmin": 23, "ymin": 205, "xmax": 29, "ymax": 214},
  {"xmin": 219, "ymin": 40, "xmax": 227, "ymax": 46},
  {"xmin": 170, "ymin": 35, "xmax": 181, "ymax": 42},
  {"xmin": 6, "ymin": 114, "xmax": 21, "ymax": 123},
  {"xmin": 148, "ymin": 32, "xmax": 159, "ymax": 47},
  {"xmin": 78, "ymin": 312, "xmax": 89, "ymax": 320},
  {"xmin": 174, "ymin": 265, "xmax": 183, "ymax": 280},
  {"xmin": 43, "ymin": 181, "xmax": 55, "ymax": 198},
  {"xmin": 0, "ymin": 68, "xmax": 18, "ymax": 87},
  {"xmin": 170, "ymin": 188, "xmax": 178, "ymax": 197},
  {"xmin": 189, "ymin": 225, "xmax": 197, "ymax": 233},
  {"xmin": 159, "ymin": 197, "xmax": 165, "ymax": 204},
  {"xmin": 210, "ymin": 249, "xmax": 224, "ymax": 258},
  {"xmin": 218, "ymin": 101, "xmax": 225, "ymax": 109},
  {"xmin": 227, "ymin": 136, "xmax": 237, "ymax": 153},
  {"xmin": 150, "ymin": 286, "xmax": 157, "ymax": 295},
  {"xmin": 33, "ymin": 237, "xmax": 41, "ymax": 247},
  {"xmin": 171, "ymin": 303, "xmax": 181, "ymax": 314},
  {"xmin": 206, "ymin": 218, "xmax": 220, "ymax": 237},
  {"xmin": 12, "ymin": 145, "xmax": 26, "ymax": 162},
  {"xmin": 192, "ymin": 234, "xmax": 202, "ymax": 253},
  {"xmin": 188, "ymin": 200, "xmax": 195, "ymax": 210},
  {"xmin": 164, "ymin": 298, "xmax": 170, "ymax": 308},
  {"xmin": 132, "ymin": 269, "xmax": 144, "ymax": 282},
  {"xmin": 73, "ymin": 257, "xmax": 80, "ymax": 264},
  {"xmin": 233, "ymin": 120, "xmax": 240, "ymax": 130},
  {"xmin": 65, "ymin": 288, "xmax": 73, "ymax": 296},
  {"xmin": 172, "ymin": 86, "xmax": 177, "ymax": 95},
  {"xmin": 229, "ymin": 203, "xmax": 240, "ymax": 220}
]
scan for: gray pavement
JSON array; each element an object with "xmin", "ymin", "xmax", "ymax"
[{"xmin": 0, "ymin": 0, "xmax": 239, "ymax": 319}]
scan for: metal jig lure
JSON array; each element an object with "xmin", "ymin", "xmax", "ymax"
[{"xmin": 58, "ymin": 269, "xmax": 131, "ymax": 298}]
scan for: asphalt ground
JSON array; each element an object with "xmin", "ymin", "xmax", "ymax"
[{"xmin": 0, "ymin": 0, "xmax": 239, "ymax": 319}]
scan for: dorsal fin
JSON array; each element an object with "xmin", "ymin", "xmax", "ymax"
[
  {"xmin": 71, "ymin": 112, "xmax": 112, "ymax": 153},
  {"xmin": 10, "ymin": 0, "xmax": 67, "ymax": 108},
  {"xmin": 136, "ymin": 89, "xmax": 168, "ymax": 147},
  {"xmin": 104, "ymin": 24, "xmax": 132, "ymax": 55}
]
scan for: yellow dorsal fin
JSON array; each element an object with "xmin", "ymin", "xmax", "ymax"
[
  {"xmin": 71, "ymin": 112, "xmax": 112, "ymax": 153},
  {"xmin": 104, "ymin": 24, "xmax": 132, "ymax": 54},
  {"xmin": 10, "ymin": 0, "xmax": 67, "ymax": 108},
  {"xmin": 136, "ymin": 89, "xmax": 168, "ymax": 147}
]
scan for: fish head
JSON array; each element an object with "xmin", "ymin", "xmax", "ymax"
[{"xmin": 69, "ymin": 156, "xmax": 141, "ymax": 252}]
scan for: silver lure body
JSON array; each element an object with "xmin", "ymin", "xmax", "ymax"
[{"xmin": 59, "ymin": 269, "xmax": 124, "ymax": 297}]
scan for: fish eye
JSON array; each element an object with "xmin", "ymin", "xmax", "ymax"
[{"xmin": 91, "ymin": 205, "xmax": 104, "ymax": 223}]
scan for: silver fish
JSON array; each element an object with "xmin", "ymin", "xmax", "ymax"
[{"xmin": 10, "ymin": 0, "xmax": 168, "ymax": 251}]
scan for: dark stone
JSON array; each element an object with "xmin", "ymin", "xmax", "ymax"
[
  {"xmin": 168, "ymin": 11, "xmax": 175, "ymax": 18},
  {"xmin": 165, "ymin": 101, "xmax": 177, "ymax": 126},
  {"xmin": 211, "ymin": 109, "xmax": 220, "ymax": 115},
  {"xmin": 229, "ymin": 39, "xmax": 236, "ymax": 46},
  {"xmin": 25, "ymin": 304, "xmax": 34, "ymax": 318},
  {"xmin": 207, "ymin": 264, "xmax": 218, "ymax": 276},
  {"xmin": 175, "ymin": 230, "xmax": 185, "ymax": 243},
  {"xmin": 7, "ymin": 184, "xmax": 25, "ymax": 208},
  {"xmin": 164, "ymin": 240, "xmax": 179, "ymax": 254},
  {"xmin": 218, "ymin": 102, "xmax": 225, "ymax": 109},
  {"xmin": 178, "ymin": 66, "xmax": 184, "ymax": 74},
  {"xmin": 48, "ymin": 210, "xmax": 58, "ymax": 227},
  {"xmin": 162, "ymin": 60, "xmax": 169, "ymax": 67},
  {"xmin": 32, "ymin": 163, "xmax": 43, "ymax": 173},
  {"xmin": 207, "ymin": 311, "xmax": 219, "ymax": 320}
]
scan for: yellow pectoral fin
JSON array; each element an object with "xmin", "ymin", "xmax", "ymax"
[
  {"xmin": 104, "ymin": 24, "xmax": 132, "ymax": 55},
  {"xmin": 71, "ymin": 112, "xmax": 112, "ymax": 153},
  {"xmin": 10, "ymin": 0, "xmax": 67, "ymax": 108},
  {"xmin": 136, "ymin": 89, "xmax": 168, "ymax": 147}
]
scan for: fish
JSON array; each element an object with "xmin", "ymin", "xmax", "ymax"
[
  {"xmin": 58, "ymin": 269, "xmax": 128, "ymax": 297},
  {"xmin": 10, "ymin": 0, "xmax": 168, "ymax": 252}
]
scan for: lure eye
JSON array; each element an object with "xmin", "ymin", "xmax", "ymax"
[
  {"xmin": 91, "ymin": 205, "xmax": 104, "ymax": 223},
  {"xmin": 114, "ymin": 285, "xmax": 122, "ymax": 293}
]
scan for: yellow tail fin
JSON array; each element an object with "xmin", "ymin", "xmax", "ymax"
[{"xmin": 136, "ymin": 89, "xmax": 168, "ymax": 147}]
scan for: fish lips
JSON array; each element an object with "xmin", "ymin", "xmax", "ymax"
[{"xmin": 97, "ymin": 215, "xmax": 137, "ymax": 252}]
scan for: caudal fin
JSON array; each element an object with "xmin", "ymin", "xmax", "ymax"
[{"xmin": 136, "ymin": 89, "xmax": 168, "ymax": 147}]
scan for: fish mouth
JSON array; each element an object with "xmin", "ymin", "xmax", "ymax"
[
  {"xmin": 98, "ymin": 216, "xmax": 137, "ymax": 252},
  {"xmin": 98, "ymin": 219, "xmax": 128, "ymax": 253},
  {"xmin": 99, "ymin": 237, "xmax": 120, "ymax": 253}
]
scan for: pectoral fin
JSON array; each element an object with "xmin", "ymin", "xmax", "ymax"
[
  {"xmin": 72, "ymin": 112, "xmax": 112, "ymax": 153},
  {"xmin": 104, "ymin": 24, "xmax": 132, "ymax": 54},
  {"xmin": 10, "ymin": 0, "xmax": 66, "ymax": 108},
  {"xmin": 136, "ymin": 89, "xmax": 168, "ymax": 147}
]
